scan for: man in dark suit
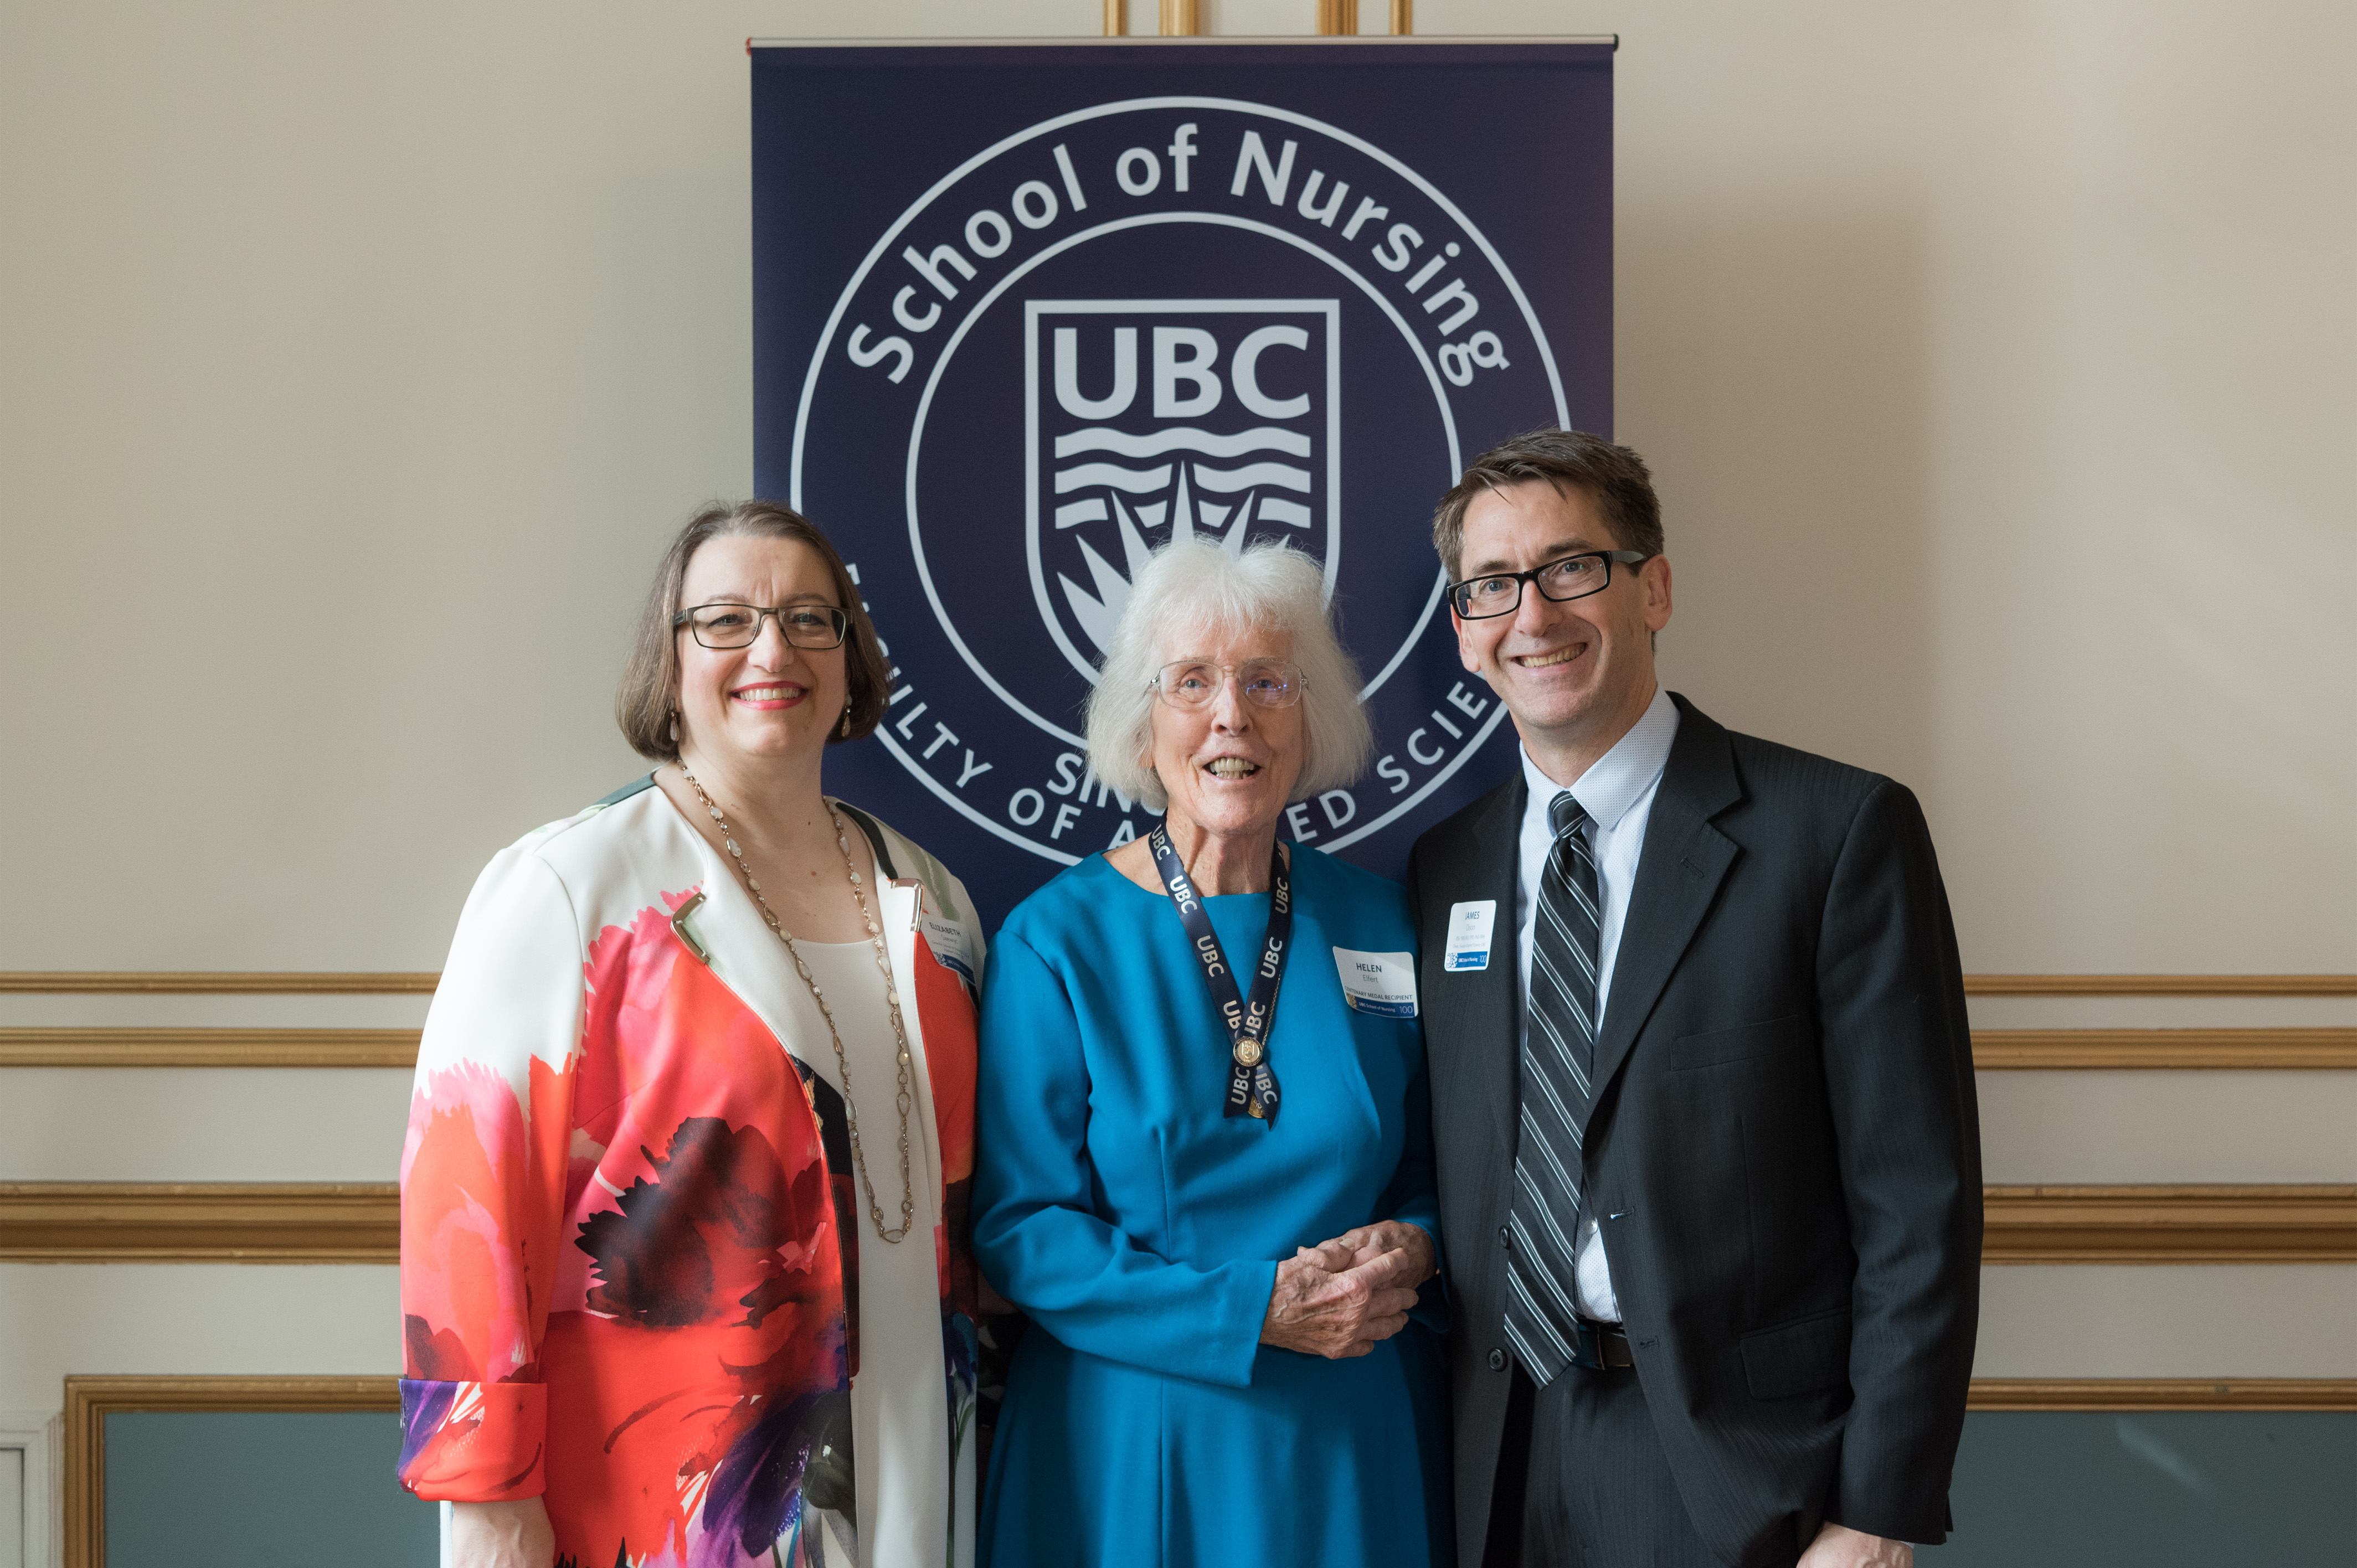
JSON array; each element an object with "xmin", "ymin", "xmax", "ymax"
[{"xmin": 1406, "ymin": 429, "xmax": 1980, "ymax": 1568}]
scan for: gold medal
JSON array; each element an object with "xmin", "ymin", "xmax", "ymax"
[
  {"xmin": 1232, "ymin": 1035, "xmax": 1265, "ymax": 1067},
  {"xmin": 1247, "ymin": 1097, "xmax": 1266, "ymax": 1118}
]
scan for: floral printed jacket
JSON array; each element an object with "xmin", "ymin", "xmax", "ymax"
[{"xmin": 397, "ymin": 778, "xmax": 983, "ymax": 1568}]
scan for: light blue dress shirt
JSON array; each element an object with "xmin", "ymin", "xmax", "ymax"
[{"xmin": 1513, "ymin": 683, "xmax": 1681, "ymax": 1321}]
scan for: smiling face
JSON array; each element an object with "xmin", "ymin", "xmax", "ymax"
[
  {"xmin": 1146, "ymin": 621, "xmax": 1307, "ymax": 843},
  {"xmin": 1453, "ymin": 479, "xmax": 1672, "ymax": 767},
  {"xmin": 673, "ymin": 533, "xmax": 847, "ymax": 772}
]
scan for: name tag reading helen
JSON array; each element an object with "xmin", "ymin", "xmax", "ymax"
[
  {"xmin": 1443, "ymin": 900, "xmax": 1496, "ymax": 972},
  {"xmin": 1332, "ymin": 949, "xmax": 1418, "ymax": 1018}
]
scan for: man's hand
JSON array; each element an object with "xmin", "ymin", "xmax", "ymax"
[
  {"xmin": 1303, "ymin": 1220, "xmax": 1438, "ymax": 1290},
  {"xmin": 1798, "ymin": 1523, "xmax": 1912, "ymax": 1568},
  {"xmin": 1260, "ymin": 1246, "xmax": 1421, "ymax": 1359},
  {"xmin": 450, "ymin": 1497, "xmax": 555, "ymax": 1568}
]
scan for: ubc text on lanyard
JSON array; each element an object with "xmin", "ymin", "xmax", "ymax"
[{"xmin": 1148, "ymin": 823, "xmax": 1292, "ymax": 1125}]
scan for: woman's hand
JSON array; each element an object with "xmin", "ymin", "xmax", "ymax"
[
  {"xmin": 1259, "ymin": 1244, "xmax": 1423, "ymax": 1359},
  {"xmin": 450, "ymin": 1497, "xmax": 555, "ymax": 1568},
  {"xmin": 1304, "ymin": 1220, "xmax": 1438, "ymax": 1290}
]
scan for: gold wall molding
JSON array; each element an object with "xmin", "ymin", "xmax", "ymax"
[
  {"xmin": 1982, "ymin": 1184, "xmax": 2357, "ymax": 1263},
  {"xmin": 1963, "ymin": 973, "xmax": 2356, "ymax": 996},
  {"xmin": 1315, "ymin": 0, "xmax": 1357, "ymax": 33},
  {"xmin": 1967, "ymin": 1378, "xmax": 2357, "ymax": 1411},
  {"xmin": 63, "ymin": 1374, "xmax": 398, "ymax": 1568},
  {"xmin": 0, "ymin": 1028, "xmax": 421, "ymax": 1067},
  {"xmin": 1972, "ymin": 1028, "xmax": 2357, "ymax": 1069},
  {"xmin": 0, "ymin": 1184, "xmax": 400, "ymax": 1263},
  {"xmin": 0, "ymin": 972, "xmax": 438, "ymax": 994},
  {"xmin": 6, "ymin": 971, "xmax": 2345, "ymax": 997},
  {"xmin": 10, "ymin": 1182, "xmax": 2350, "ymax": 1265},
  {"xmin": 12, "ymin": 1024, "xmax": 2346, "ymax": 1071}
]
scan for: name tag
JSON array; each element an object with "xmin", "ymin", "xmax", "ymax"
[
  {"xmin": 920, "ymin": 912, "xmax": 974, "ymax": 984},
  {"xmin": 1332, "ymin": 948, "xmax": 1418, "ymax": 1018},
  {"xmin": 1443, "ymin": 900, "xmax": 1496, "ymax": 972}
]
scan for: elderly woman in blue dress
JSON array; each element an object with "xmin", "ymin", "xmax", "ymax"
[{"xmin": 972, "ymin": 538, "xmax": 1450, "ymax": 1567}]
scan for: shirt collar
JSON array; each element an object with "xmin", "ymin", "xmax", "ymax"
[{"xmin": 1520, "ymin": 685, "xmax": 1681, "ymax": 834}]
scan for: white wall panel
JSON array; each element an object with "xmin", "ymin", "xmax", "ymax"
[
  {"xmin": 11, "ymin": 1066, "xmax": 2357, "ymax": 1186},
  {"xmin": 1974, "ymin": 1266, "xmax": 2357, "ymax": 1378},
  {"xmin": 0, "ymin": 1267, "xmax": 399, "ymax": 1412},
  {"xmin": 0, "ymin": 996, "xmax": 431, "ymax": 1031},
  {"xmin": 1977, "ymin": 1072, "xmax": 2357, "ymax": 1184},
  {"xmin": 0, "ymin": 1071, "xmax": 412, "ymax": 1183}
]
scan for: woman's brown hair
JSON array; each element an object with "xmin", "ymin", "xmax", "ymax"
[{"xmin": 616, "ymin": 500, "xmax": 891, "ymax": 762}]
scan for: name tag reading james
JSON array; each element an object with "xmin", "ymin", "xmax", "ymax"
[
  {"xmin": 1332, "ymin": 949, "xmax": 1418, "ymax": 1018},
  {"xmin": 1443, "ymin": 900, "xmax": 1497, "ymax": 972}
]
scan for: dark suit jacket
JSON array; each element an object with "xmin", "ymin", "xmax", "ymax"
[{"xmin": 1407, "ymin": 694, "xmax": 1981, "ymax": 1568}]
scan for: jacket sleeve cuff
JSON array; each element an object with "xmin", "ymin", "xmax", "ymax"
[
  {"xmin": 1825, "ymin": 1494, "xmax": 1951, "ymax": 1549},
  {"xmin": 397, "ymin": 1379, "xmax": 547, "ymax": 1501},
  {"xmin": 1219, "ymin": 1258, "xmax": 1282, "ymax": 1387}
]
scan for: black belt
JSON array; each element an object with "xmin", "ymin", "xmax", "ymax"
[{"xmin": 1566, "ymin": 1317, "xmax": 1634, "ymax": 1371}]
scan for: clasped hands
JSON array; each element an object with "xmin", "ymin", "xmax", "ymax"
[{"xmin": 1259, "ymin": 1220, "xmax": 1437, "ymax": 1359}]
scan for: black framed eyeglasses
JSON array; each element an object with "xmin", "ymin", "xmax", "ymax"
[
  {"xmin": 672, "ymin": 602, "xmax": 851, "ymax": 650},
  {"xmin": 1447, "ymin": 550, "xmax": 1651, "ymax": 620}
]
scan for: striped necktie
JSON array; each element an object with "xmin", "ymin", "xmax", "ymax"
[{"xmin": 1503, "ymin": 788, "xmax": 1601, "ymax": 1386}]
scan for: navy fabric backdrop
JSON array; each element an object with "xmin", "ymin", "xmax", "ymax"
[{"xmin": 754, "ymin": 40, "xmax": 1612, "ymax": 928}]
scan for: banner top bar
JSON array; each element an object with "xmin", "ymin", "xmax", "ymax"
[{"xmin": 748, "ymin": 35, "xmax": 1618, "ymax": 49}]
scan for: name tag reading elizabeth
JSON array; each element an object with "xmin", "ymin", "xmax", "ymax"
[
  {"xmin": 1443, "ymin": 900, "xmax": 1496, "ymax": 972},
  {"xmin": 1332, "ymin": 948, "xmax": 1419, "ymax": 1017},
  {"xmin": 920, "ymin": 912, "xmax": 975, "ymax": 984}
]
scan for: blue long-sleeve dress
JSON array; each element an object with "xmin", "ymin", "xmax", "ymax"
[{"xmin": 972, "ymin": 847, "xmax": 1451, "ymax": 1568}]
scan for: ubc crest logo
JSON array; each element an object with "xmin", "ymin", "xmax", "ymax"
[
  {"xmin": 1030, "ymin": 301, "xmax": 1338, "ymax": 678},
  {"xmin": 791, "ymin": 100, "xmax": 1576, "ymax": 872}
]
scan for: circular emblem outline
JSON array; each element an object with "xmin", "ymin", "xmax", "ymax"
[{"xmin": 795, "ymin": 96, "xmax": 1569, "ymax": 865}]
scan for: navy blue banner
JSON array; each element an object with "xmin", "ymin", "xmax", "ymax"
[{"xmin": 754, "ymin": 39, "xmax": 1612, "ymax": 928}]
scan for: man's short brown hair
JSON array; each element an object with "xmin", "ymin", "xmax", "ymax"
[
  {"xmin": 615, "ymin": 499, "xmax": 891, "ymax": 762},
  {"xmin": 1431, "ymin": 427, "xmax": 1664, "ymax": 579}
]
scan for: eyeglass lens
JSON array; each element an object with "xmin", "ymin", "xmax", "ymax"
[
  {"xmin": 1157, "ymin": 659, "xmax": 1304, "ymax": 709},
  {"xmin": 685, "ymin": 604, "xmax": 848, "ymax": 649}
]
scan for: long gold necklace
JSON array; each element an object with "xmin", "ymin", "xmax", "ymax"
[{"xmin": 680, "ymin": 766, "xmax": 917, "ymax": 1244}]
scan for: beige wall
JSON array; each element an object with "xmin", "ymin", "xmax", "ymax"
[
  {"xmin": 3, "ymin": 1, "xmax": 2350, "ymax": 971},
  {"xmin": 1, "ymin": 0, "xmax": 2351, "ymax": 1538}
]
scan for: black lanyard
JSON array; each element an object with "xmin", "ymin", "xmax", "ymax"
[{"xmin": 1149, "ymin": 823, "xmax": 1292, "ymax": 1126}]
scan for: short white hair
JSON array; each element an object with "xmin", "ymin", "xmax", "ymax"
[{"xmin": 1084, "ymin": 538, "xmax": 1373, "ymax": 813}]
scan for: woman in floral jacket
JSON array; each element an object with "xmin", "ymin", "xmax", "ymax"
[{"xmin": 399, "ymin": 501, "xmax": 984, "ymax": 1568}]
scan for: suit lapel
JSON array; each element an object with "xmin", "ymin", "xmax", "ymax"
[
  {"xmin": 1584, "ymin": 697, "xmax": 1743, "ymax": 1131},
  {"xmin": 1469, "ymin": 773, "xmax": 1526, "ymax": 1151},
  {"xmin": 1427, "ymin": 772, "xmax": 1526, "ymax": 1156}
]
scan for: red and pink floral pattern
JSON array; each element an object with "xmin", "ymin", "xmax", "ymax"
[{"xmin": 397, "ymin": 785, "xmax": 980, "ymax": 1568}]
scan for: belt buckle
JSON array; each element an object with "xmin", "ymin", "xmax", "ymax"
[{"xmin": 1567, "ymin": 1317, "xmax": 1631, "ymax": 1372}]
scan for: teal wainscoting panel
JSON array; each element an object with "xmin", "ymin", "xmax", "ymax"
[
  {"xmin": 1926, "ymin": 1411, "xmax": 2356, "ymax": 1565},
  {"xmin": 104, "ymin": 1411, "xmax": 435, "ymax": 1568}
]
